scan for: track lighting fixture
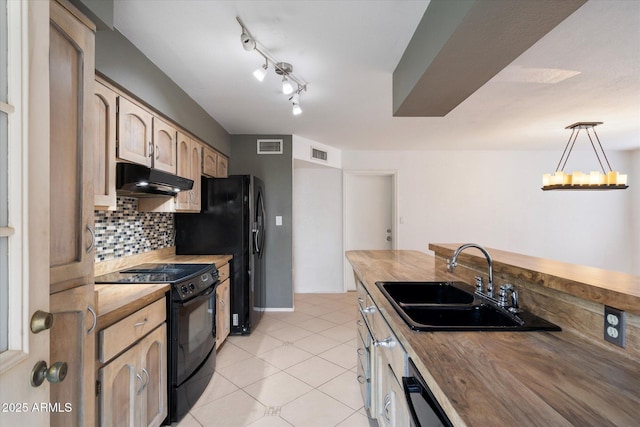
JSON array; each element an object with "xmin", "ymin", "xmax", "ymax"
[{"xmin": 236, "ymin": 16, "xmax": 308, "ymax": 115}]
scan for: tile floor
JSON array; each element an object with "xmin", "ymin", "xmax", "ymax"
[{"xmin": 175, "ymin": 292, "xmax": 377, "ymax": 427}]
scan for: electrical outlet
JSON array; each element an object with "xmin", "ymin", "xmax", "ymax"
[{"xmin": 604, "ymin": 306, "xmax": 625, "ymax": 348}]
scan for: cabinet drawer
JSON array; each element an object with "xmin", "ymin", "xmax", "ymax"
[
  {"xmin": 99, "ymin": 298, "xmax": 166, "ymax": 363},
  {"xmin": 218, "ymin": 263, "xmax": 230, "ymax": 282}
]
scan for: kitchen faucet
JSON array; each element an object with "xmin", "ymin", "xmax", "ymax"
[{"xmin": 447, "ymin": 243, "xmax": 494, "ymax": 298}]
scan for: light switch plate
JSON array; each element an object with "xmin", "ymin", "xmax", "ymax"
[
  {"xmin": 275, "ymin": 216, "xmax": 282, "ymax": 226},
  {"xmin": 604, "ymin": 305, "xmax": 625, "ymax": 348}
]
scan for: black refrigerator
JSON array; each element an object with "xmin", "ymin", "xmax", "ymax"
[{"xmin": 175, "ymin": 175, "xmax": 265, "ymax": 334}]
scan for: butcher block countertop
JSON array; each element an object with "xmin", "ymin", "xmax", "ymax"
[
  {"xmin": 346, "ymin": 250, "xmax": 640, "ymax": 427},
  {"xmin": 94, "ymin": 248, "xmax": 232, "ymax": 329}
]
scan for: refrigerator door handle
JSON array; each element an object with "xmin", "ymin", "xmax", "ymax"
[{"xmin": 253, "ymin": 227, "xmax": 261, "ymax": 255}]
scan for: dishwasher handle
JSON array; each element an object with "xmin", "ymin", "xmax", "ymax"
[{"xmin": 402, "ymin": 375, "xmax": 452, "ymax": 427}]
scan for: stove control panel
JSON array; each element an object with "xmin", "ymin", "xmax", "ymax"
[{"xmin": 175, "ymin": 269, "xmax": 219, "ymax": 300}]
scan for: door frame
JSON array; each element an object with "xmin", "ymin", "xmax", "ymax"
[{"xmin": 342, "ymin": 170, "xmax": 398, "ymax": 292}]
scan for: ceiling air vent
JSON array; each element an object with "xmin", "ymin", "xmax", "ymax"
[
  {"xmin": 311, "ymin": 147, "xmax": 328, "ymax": 162},
  {"xmin": 257, "ymin": 139, "xmax": 283, "ymax": 154}
]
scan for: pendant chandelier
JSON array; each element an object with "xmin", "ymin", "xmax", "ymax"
[{"xmin": 542, "ymin": 122, "xmax": 629, "ymax": 191}]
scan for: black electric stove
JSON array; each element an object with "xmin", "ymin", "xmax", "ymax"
[
  {"xmin": 95, "ymin": 262, "xmax": 220, "ymax": 423},
  {"xmin": 95, "ymin": 263, "xmax": 219, "ymax": 300}
]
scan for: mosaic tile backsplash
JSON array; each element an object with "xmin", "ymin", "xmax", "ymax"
[{"xmin": 94, "ymin": 197, "xmax": 175, "ymax": 262}]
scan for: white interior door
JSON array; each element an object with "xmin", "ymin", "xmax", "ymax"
[
  {"xmin": 0, "ymin": 1, "xmax": 50, "ymax": 425},
  {"xmin": 343, "ymin": 172, "xmax": 395, "ymax": 291}
]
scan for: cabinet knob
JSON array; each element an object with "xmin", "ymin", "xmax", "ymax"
[
  {"xmin": 30, "ymin": 310, "xmax": 54, "ymax": 334},
  {"xmin": 31, "ymin": 361, "xmax": 68, "ymax": 387}
]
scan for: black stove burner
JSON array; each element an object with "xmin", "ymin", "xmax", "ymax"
[{"xmin": 95, "ymin": 263, "xmax": 216, "ymax": 285}]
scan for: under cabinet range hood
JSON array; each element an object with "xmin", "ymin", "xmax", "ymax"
[{"xmin": 116, "ymin": 163, "xmax": 193, "ymax": 197}]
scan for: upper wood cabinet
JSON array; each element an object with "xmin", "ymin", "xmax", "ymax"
[
  {"xmin": 217, "ymin": 155, "xmax": 229, "ymax": 178},
  {"xmin": 117, "ymin": 97, "xmax": 177, "ymax": 174},
  {"xmin": 202, "ymin": 145, "xmax": 218, "ymax": 177},
  {"xmin": 49, "ymin": 0, "xmax": 95, "ymax": 292},
  {"xmin": 117, "ymin": 96, "xmax": 153, "ymax": 168},
  {"xmin": 152, "ymin": 117, "xmax": 177, "ymax": 174},
  {"xmin": 176, "ymin": 132, "xmax": 192, "ymax": 210},
  {"xmin": 94, "ymin": 81, "xmax": 117, "ymax": 210},
  {"xmin": 202, "ymin": 144, "xmax": 229, "ymax": 178},
  {"xmin": 176, "ymin": 132, "xmax": 201, "ymax": 212},
  {"xmin": 189, "ymin": 140, "xmax": 202, "ymax": 212}
]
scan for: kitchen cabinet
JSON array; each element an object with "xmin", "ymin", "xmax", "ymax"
[
  {"xmin": 151, "ymin": 117, "xmax": 178, "ymax": 174},
  {"xmin": 202, "ymin": 144, "xmax": 229, "ymax": 178},
  {"xmin": 216, "ymin": 276, "xmax": 231, "ymax": 349},
  {"xmin": 202, "ymin": 145, "xmax": 218, "ymax": 177},
  {"xmin": 117, "ymin": 96, "xmax": 154, "ymax": 168},
  {"xmin": 49, "ymin": 1, "xmax": 97, "ymax": 426},
  {"xmin": 49, "ymin": 0, "xmax": 95, "ymax": 292},
  {"xmin": 49, "ymin": 283, "xmax": 97, "ymax": 427},
  {"xmin": 217, "ymin": 155, "xmax": 229, "ymax": 178},
  {"xmin": 176, "ymin": 132, "xmax": 202, "ymax": 212},
  {"xmin": 117, "ymin": 97, "xmax": 178, "ymax": 174},
  {"xmin": 94, "ymin": 80, "xmax": 118, "ymax": 210},
  {"xmin": 356, "ymin": 278, "xmax": 409, "ymax": 426},
  {"xmin": 98, "ymin": 299, "xmax": 168, "ymax": 427}
]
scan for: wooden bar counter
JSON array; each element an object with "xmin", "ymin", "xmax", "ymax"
[{"xmin": 346, "ymin": 249, "xmax": 640, "ymax": 427}]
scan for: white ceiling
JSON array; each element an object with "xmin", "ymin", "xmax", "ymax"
[{"xmin": 113, "ymin": 0, "xmax": 640, "ymax": 151}]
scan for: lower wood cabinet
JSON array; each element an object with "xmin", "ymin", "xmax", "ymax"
[
  {"xmin": 98, "ymin": 299, "xmax": 168, "ymax": 427},
  {"xmin": 216, "ymin": 278, "xmax": 231, "ymax": 349}
]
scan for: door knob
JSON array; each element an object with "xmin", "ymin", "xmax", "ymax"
[
  {"xmin": 30, "ymin": 310, "xmax": 54, "ymax": 334},
  {"xmin": 31, "ymin": 361, "xmax": 68, "ymax": 387}
]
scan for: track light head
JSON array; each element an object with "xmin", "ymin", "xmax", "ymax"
[
  {"xmin": 282, "ymin": 76, "xmax": 294, "ymax": 95},
  {"xmin": 290, "ymin": 92, "xmax": 302, "ymax": 115},
  {"xmin": 253, "ymin": 62, "xmax": 268, "ymax": 82},
  {"xmin": 241, "ymin": 30, "xmax": 255, "ymax": 51}
]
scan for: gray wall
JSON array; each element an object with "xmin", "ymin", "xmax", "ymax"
[
  {"xmin": 230, "ymin": 135, "xmax": 293, "ymax": 309},
  {"xmin": 95, "ymin": 29, "xmax": 231, "ymax": 155}
]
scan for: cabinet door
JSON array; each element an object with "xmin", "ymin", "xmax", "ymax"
[
  {"xmin": 175, "ymin": 132, "xmax": 191, "ymax": 211},
  {"xmin": 50, "ymin": 284, "xmax": 96, "ymax": 427},
  {"xmin": 202, "ymin": 145, "xmax": 218, "ymax": 178},
  {"xmin": 49, "ymin": 0, "xmax": 95, "ymax": 292},
  {"xmin": 137, "ymin": 325, "xmax": 168, "ymax": 427},
  {"xmin": 94, "ymin": 81, "xmax": 117, "ymax": 210},
  {"xmin": 99, "ymin": 344, "xmax": 138, "ymax": 427},
  {"xmin": 152, "ymin": 117, "xmax": 177, "ymax": 174},
  {"xmin": 189, "ymin": 140, "xmax": 202, "ymax": 211},
  {"xmin": 216, "ymin": 279, "xmax": 231, "ymax": 348},
  {"xmin": 217, "ymin": 155, "xmax": 228, "ymax": 178},
  {"xmin": 118, "ymin": 97, "xmax": 153, "ymax": 167}
]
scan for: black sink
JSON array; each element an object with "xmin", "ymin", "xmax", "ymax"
[
  {"xmin": 377, "ymin": 281, "xmax": 474, "ymax": 305},
  {"xmin": 375, "ymin": 281, "xmax": 561, "ymax": 332}
]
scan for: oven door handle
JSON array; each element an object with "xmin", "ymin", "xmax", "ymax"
[{"xmin": 177, "ymin": 284, "xmax": 217, "ymax": 307}]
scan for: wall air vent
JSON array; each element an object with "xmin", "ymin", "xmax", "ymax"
[
  {"xmin": 257, "ymin": 139, "xmax": 283, "ymax": 154},
  {"xmin": 311, "ymin": 147, "xmax": 328, "ymax": 162}
]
